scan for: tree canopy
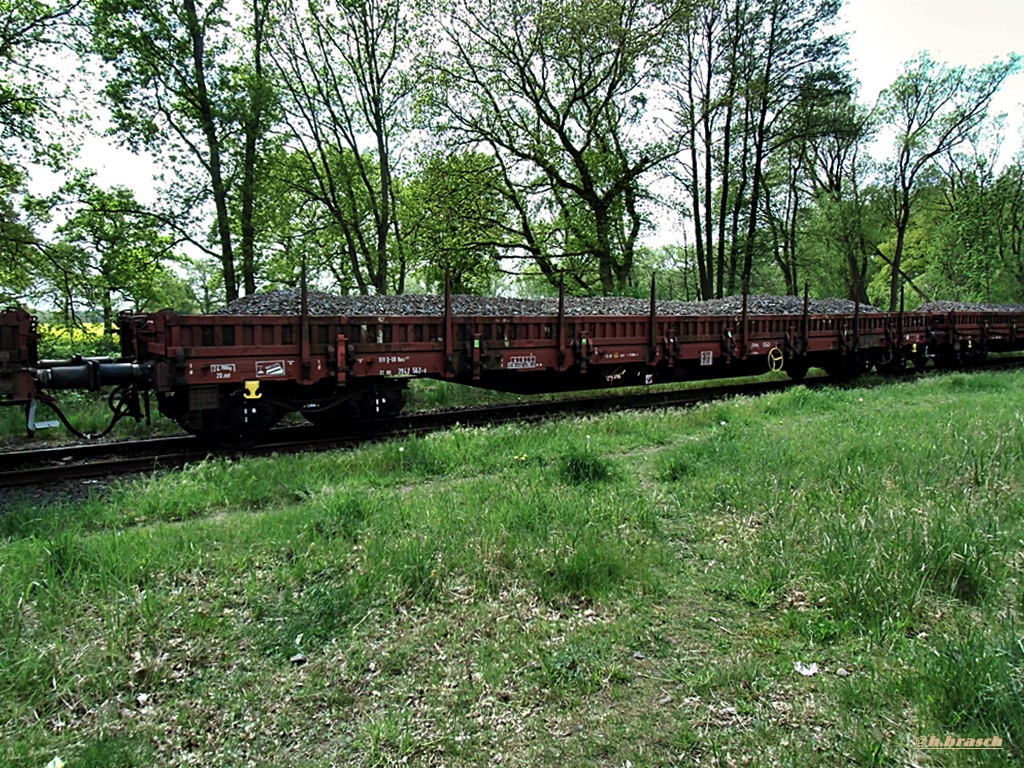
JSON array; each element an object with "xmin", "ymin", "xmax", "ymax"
[{"xmin": 2, "ymin": 0, "xmax": 1023, "ymax": 312}]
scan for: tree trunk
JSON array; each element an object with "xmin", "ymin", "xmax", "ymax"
[
  {"xmin": 240, "ymin": 0, "xmax": 269, "ymax": 296},
  {"xmin": 183, "ymin": 0, "xmax": 237, "ymax": 302}
]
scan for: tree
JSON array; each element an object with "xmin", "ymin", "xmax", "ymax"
[
  {"xmin": 88, "ymin": 0, "xmax": 275, "ymax": 302},
  {"xmin": 427, "ymin": 0, "xmax": 683, "ymax": 295},
  {"xmin": 28, "ymin": 175, "xmax": 182, "ymax": 332},
  {"xmin": 738, "ymin": 0, "xmax": 846, "ymax": 283},
  {"xmin": 995, "ymin": 160, "xmax": 1024, "ymax": 297},
  {"xmin": 795, "ymin": 93, "xmax": 881, "ymax": 302},
  {"xmin": 401, "ymin": 152, "xmax": 509, "ymax": 294},
  {"xmin": 0, "ymin": 161, "xmax": 36, "ymax": 303},
  {"xmin": 917, "ymin": 140, "xmax": 1024, "ymax": 303},
  {"xmin": 668, "ymin": 0, "xmax": 734, "ymax": 299},
  {"xmin": 667, "ymin": 0, "xmax": 847, "ymax": 298},
  {"xmin": 250, "ymin": 145, "xmax": 364, "ymax": 295},
  {"xmin": 876, "ymin": 52, "xmax": 1021, "ymax": 310},
  {"xmin": 270, "ymin": 0, "xmax": 415, "ymax": 295},
  {"xmin": 234, "ymin": 0, "xmax": 275, "ymax": 296},
  {"xmin": 0, "ymin": 0, "xmax": 81, "ymax": 302},
  {"xmin": 0, "ymin": 0, "xmax": 79, "ymax": 154}
]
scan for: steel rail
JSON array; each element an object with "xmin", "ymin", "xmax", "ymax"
[{"xmin": 2, "ymin": 357, "xmax": 1021, "ymax": 488}]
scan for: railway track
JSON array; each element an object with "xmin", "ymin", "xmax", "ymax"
[
  {"xmin": 0, "ymin": 377, "xmax": 809, "ymax": 487},
  {"xmin": 3, "ymin": 358, "xmax": 1021, "ymax": 488}
]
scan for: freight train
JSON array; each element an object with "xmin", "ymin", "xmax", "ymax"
[{"xmin": 3, "ymin": 284, "xmax": 1023, "ymax": 447}]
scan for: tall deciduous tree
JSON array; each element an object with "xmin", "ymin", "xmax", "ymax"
[
  {"xmin": 0, "ymin": 155, "xmax": 36, "ymax": 303},
  {"xmin": 250, "ymin": 145, "xmax": 363, "ymax": 294},
  {"xmin": 876, "ymin": 52, "xmax": 1021, "ymax": 310},
  {"xmin": 919, "ymin": 140, "xmax": 1024, "ymax": 302},
  {"xmin": 738, "ymin": 0, "xmax": 846, "ymax": 284},
  {"xmin": 26, "ymin": 175, "xmax": 184, "ymax": 329},
  {"xmin": 668, "ymin": 0, "xmax": 846, "ymax": 298},
  {"xmin": 88, "ymin": 0, "xmax": 275, "ymax": 302},
  {"xmin": 402, "ymin": 152, "xmax": 510, "ymax": 294},
  {"xmin": 789, "ymin": 91, "xmax": 879, "ymax": 301},
  {"xmin": 1, "ymin": 0, "xmax": 78, "ymax": 147},
  {"xmin": 0, "ymin": 0, "xmax": 80, "ymax": 302},
  {"xmin": 427, "ymin": 0, "xmax": 683, "ymax": 295},
  {"xmin": 271, "ymin": 0, "xmax": 414, "ymax": 295},
  {"xmin": 995, "ymin": 160, "xmax": 1024, "ymax": 294}
]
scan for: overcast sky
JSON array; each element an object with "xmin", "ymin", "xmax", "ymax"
[{"xmin": 842, "ymin": 0, "xmax": 1024, "ymax": 117}]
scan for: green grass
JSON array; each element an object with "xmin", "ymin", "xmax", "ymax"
[
  {"xmin": 2, "ymin": 371, "xmax": 1023, "ymax": 766},
  {"xmin": 0, "ymin": 390, "xmax": 178, "ymax": 446}
]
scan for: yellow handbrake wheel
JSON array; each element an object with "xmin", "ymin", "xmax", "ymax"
[{"xmin": 768, "ymin": 346, "xmax": 784, "ymax": 372}]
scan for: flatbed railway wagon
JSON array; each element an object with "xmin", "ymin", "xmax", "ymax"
[
  {"xmin": 5, "ymin": 292, "xmax": 1024, "ymax": 445},
  {"xmin": 111, "ymin": 293, "xmax": 1024, "ymax": 445}
]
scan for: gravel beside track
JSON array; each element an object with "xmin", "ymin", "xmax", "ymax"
[{"xmin": 217, "ymin": 289, "xmax": 883, "ymax": 317}]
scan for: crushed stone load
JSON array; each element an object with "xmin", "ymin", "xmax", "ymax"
[
  {"xmin": 917, "ymin": 301, "xmax": 1024, "ymax": 313},
  {"xmin": 216, "ymin": 288, "xmax": 884, "ymax": 317}
]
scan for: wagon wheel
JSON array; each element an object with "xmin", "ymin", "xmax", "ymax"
[
  {"xmin": 875, "ymin": 349, "xmax": 905, "ymax": 374},
  {"xmin": 304, "ymin": 388, "xmax": 406, "ymax": 437},
  {"xmin": 193, "ymin": 404, "xmax": 282, "ymax": 450},
  {"xmin": 785, "ymin": 358, "xmax": 809, "ymax": 382}
]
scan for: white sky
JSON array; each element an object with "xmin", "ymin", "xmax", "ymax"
[
  {"xmin": 842, "ymin": 0, "xmax": 1024, "ymax": 126},
  {"xmin": 64, "ymin": 0, "xmax": 1024, "ymax": 202}
]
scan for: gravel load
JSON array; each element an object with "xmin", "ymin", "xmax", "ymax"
[
  {"xmin": 917, "ymin": 301, "xmax": 1024, "ymax": 313},
  {"xmin": 216, "ymin": 288, "xmax": 883, "ymax": 317}
]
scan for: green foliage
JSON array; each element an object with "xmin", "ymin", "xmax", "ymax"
[
  {"xmin": 26, "ymin": 174, "xmax": 189, "ymax": 327},
  {"xmin": 403, "ymin": 152, "xmax": 507, "ymax": 294},
  {"xmin": 0, "ymin": 0, "xmax": 79, "ymax": 156},
  {"xmin": 875, "ymin": 51, "xmax": 1022, "ymax": 309},
  {"xmin": 0, "ymin": 160, "xmax": 36, "ymax": 304},
  {"xmin": 913, "ymin": 153, "xmax": 1024, "ymax": 304},
  {"xmin": 425, "ymin": 0, "xmax": 681, "ymax": 295}
]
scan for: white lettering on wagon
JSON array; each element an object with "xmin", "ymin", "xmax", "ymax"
[
  {"xmin": 256, "ymin": 360, "xmax": 286, "ymax": 377},
  {"xmin": 210, "ymin": 363, "xmax": 236, "ymax": 380},
  {"xmin": 506, "ymin": 354, "xmax": 543, "ymax": 370},
  {"xmin": 378, "ymin": 355, "xmax": 408, "ymax": 364}
]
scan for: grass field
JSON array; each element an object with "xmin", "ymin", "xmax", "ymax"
[{"xmin": 1, "ymin": 371, "xmax": 1022, "ymax": 766}]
